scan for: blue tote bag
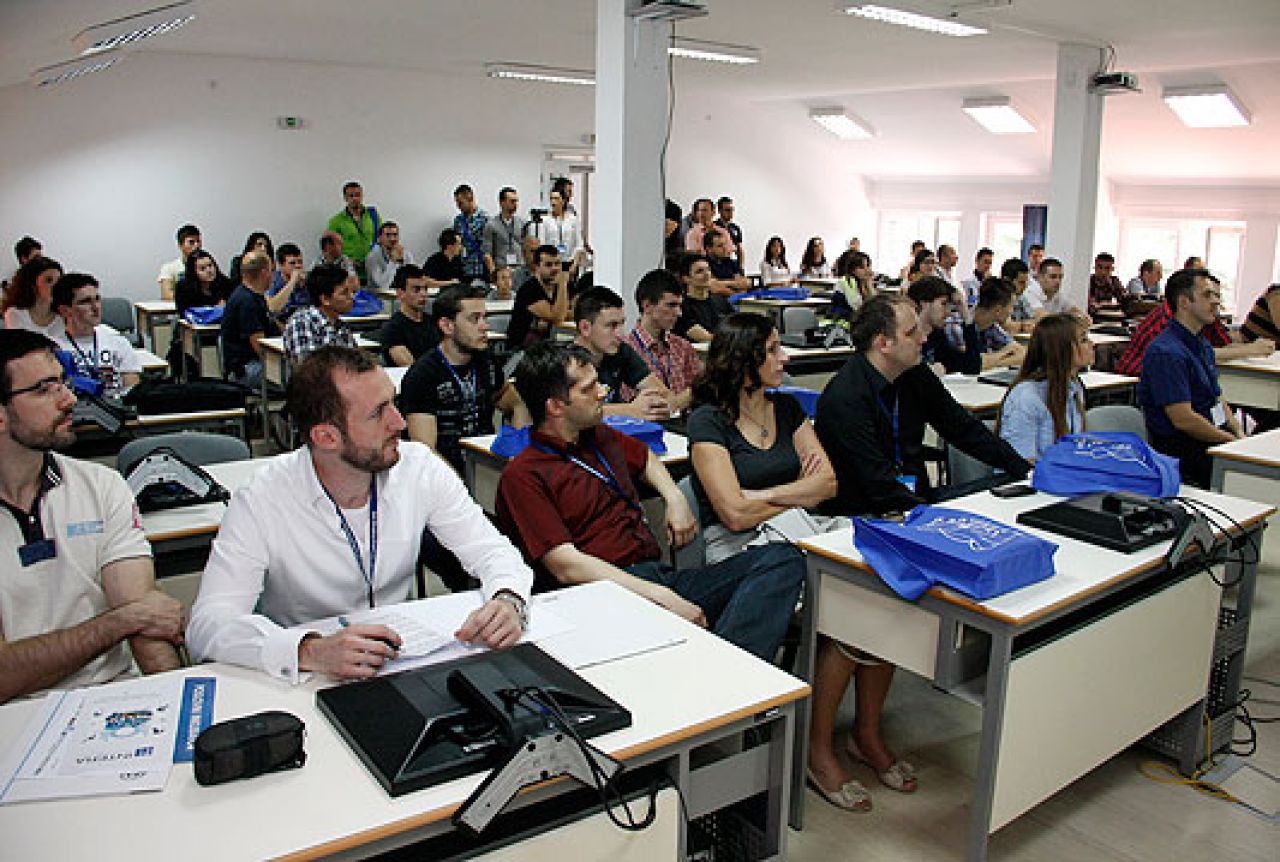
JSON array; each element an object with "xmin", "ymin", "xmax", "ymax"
[
  {"xmin": 183, "ymin": 306, "xmax": 224, "ymax": 325},
  {"xmin": 854, "ymin": 506, "xmax": 1058, "ymax": 601},
  {"xmin": 347, "ymin": 289, "xmax": 383, "ymax": 317},
  {"xmin": 1032, "ymin": 432, "xmax": 1180, "ymax": 498}
]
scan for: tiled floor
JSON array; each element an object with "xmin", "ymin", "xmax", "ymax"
[{"xmin": 788, "ymin": 517, "xmax": 1280, "ymax": 861}]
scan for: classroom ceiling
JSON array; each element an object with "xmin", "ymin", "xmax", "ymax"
[{"xmin": 3, "ymin": 0, "xmax": 1279, "ymax": 181}]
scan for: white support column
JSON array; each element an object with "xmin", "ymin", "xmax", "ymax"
[
  {"xmin": 1238, "ymin": 214, "xmax": 1279, "ymax": 317},
  {"xmin": 1045, "ymin": 43, "xmax": 1107, "ymax": 308},
  {"xmin": 595, "ymin": 0, "xmax": 668, "ymax": 320}
]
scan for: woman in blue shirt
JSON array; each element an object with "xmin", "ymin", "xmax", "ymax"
[{"xmin": 997, "ymin": 313, "xmax": 1093, "ymax": 461}]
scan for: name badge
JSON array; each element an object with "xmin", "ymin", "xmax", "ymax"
[
  {"xmin": 19, "ymin": 539, "xmax": 57, "ymax": 567},
  {"xmin": 67, "ymin": 519, "xmax": 105, "ymax": 538},
  {"xmin": 1211, "ymin": 403, "xmax": 1227, "ymax": 427},
  {"xmin": 897, "ymin": 475, "xmax": 918, "ymax": 493},
  {"xmin": 506, "ymin": 252, "xmax": 520, "ymax": 266}
]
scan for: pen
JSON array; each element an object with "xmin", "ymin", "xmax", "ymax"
[{"xmin": 338, "ymin": 615, "xmax": 399, "ymax": 651}]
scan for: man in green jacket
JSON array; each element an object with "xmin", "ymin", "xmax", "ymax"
[{"xmin": 326, "ymin": 181, "xmax": 381, "ymax": 284}]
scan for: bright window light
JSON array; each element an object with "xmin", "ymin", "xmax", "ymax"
[
  {"xmin": 962, "ymin": 98, "xmax": 1035, "ymax": 134},
  {"xmin": 74, "ymin": 2, "xmax": 196, "ymax": 56},
  {"xmin": 810, "ymin": 108, "xmax": 874, "ymax": 140},
  {"xmin": 842, "ymin": 4, "xmax": 987, "ymax": 37},
  {"xmin": 1162, "ymin": 86, "xmax": 1250, "ymax": 128},
  {"xmin": 31, "ymin": 52, "xmax": 123, "ymax": 87},
  {"xmin": 486, "ymin": 64, "xmax": 595, "ymax": 87},
  {"xmin": 669, "ymin": 38, "xmax": 760, "ymax": 65}
]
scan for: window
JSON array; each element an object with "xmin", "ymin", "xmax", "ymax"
[
  {"xmin": 1119, "ymin": 217, "xmax": 1247, "ymax": 311},
  {"xmin": 877, "ymin": 211, "xmax": 962, "ymax": 275},
  {"xmin": 982, "ymin": 214, "xmax": 1023, "ymax": 266}
]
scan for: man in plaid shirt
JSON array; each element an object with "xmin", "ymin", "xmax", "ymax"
[
  {"xmin": 283, "ymin": 264, "xmax": 357, "ymax": 363},
  {"xmin": 625, "ymin": 269, "xmax": 702, "ymax": 413}
]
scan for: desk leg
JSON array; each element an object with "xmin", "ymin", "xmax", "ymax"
[
  {"xmin": 788, "ymin": 555, "xmax": 821, "ymax": 830},
  {"xmin": 966, "ymin": 629, "xmax": 1013, "ymax": 862},
  {"xmin": 260, "ymin": 362, "xmax": 270, "ymax": 444}
]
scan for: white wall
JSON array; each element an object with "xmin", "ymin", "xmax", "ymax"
[{"xmin": 0, "ymin": 51, "xmax": 594, "ymax": 301}]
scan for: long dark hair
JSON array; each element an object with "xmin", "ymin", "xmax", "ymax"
[
  {"xmin": 692, "ymin": 312, "xmax": 775, "ymax": 420},
  {"xmin": 997, "ymin": 313, "xmax": 1087, "ymax": 440},
  {"xmin": 2, "ymin": 256, "xmax": 63, "ymax": 313},
  {"xmin": 764, "ymin": 236, "xmax": 788, "ymax": 269},
  {"xmin": 800, "ymin": 237, "xmax": 826, "ymax": 272},
  {"xmin": 181, "ymin": 250, "xmax": 234, "ymax": 306},
  {"xmin": 241, "ymin": 231, "xmax": 275, "ymax": 258}
]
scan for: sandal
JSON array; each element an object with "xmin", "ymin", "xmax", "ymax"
[
  {"xmin": 806, "ymin": 766, "xmax": 872, "ymax": 812},
  {"xmin": 847, "ymin": 738, "xmax": 918, "ymax": 793}
]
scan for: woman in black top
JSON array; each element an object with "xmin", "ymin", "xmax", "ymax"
[
  {"xmin": 227, "ymin": 231, "xmax": 274, "ymax": 285},
  {"xmin": 175, "ymin": 250, "xmax": 234, "ymax": 314}
]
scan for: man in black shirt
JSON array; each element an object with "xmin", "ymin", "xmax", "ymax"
[
  {"xmin": 714, "ymin": 196, "xmax": 745, "ymax": 264},
  {"xmin": 815, "ymin": 296, "xmax": 1029, "ymax": 516},
  {"xmin": 379, "ymin": 265, "xmax": 437, "ymax": 367},
  {"xmin": 507, "ymin": 245, "xmax": 568, "ymax": 349},
  {"xmin": 422, "ymin": 229, "xmax": 465, "ymax": 290},
  {"xmin": 704, "ymin": 232, "xmax": 750, "ymax": 296},
  {"xmin": 220, "ymin": 251, "xmax": 280, "ymax": 387},
  {"xmin": 400, "ymin": 284, "xmax": 515, "ymax": 474},
  {"xmin": 571, "ymin": 286, "xmax": 670, "ymax": 420},
  {"xmin": 673, "ymin": 253, "xmax": 731, "ymax": 343}
]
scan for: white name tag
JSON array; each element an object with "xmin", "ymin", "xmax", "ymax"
[
  {"xmin": 506, "ymin": 253, "xmax": 520, "ymax": 266},
  {"xmin": 1211, "ymin": 403, "xmax": 1227, "ymax": 427}
]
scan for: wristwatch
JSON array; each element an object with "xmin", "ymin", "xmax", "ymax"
[{"xmin": 492, "ymin": 589, "xmax": 528, "ymax": 630}]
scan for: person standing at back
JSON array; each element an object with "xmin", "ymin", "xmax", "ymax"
[{"xmin": 327, "ymin": 181, "xmax": 381, "ymax": 285}]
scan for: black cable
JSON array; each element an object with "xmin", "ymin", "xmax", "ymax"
[
  {"xmin": 1165, "ymin": 496, "xmax": 1256, "ymax": 588},
  {"xmin": 658, "ymin": 20, "xmax": 677, "ymax": 269}
]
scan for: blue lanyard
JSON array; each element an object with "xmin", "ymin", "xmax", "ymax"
[
  {"xmin": 531, "ymin": 440, "xmax": 644, "ymax": 514},
  {"xmin": 323, "ymin": 478, "xmax": 378, "ymax": 608},
  {"xmin": 437, "ymin": 348, "xmax": 478, "ymax": 416},
  {"xmin": 629, "ymin": 329, "xmax": 672, "ymax": 388},
  {"xmin": 876, "ymin": 390, "xmax": 904, "ymax": 469}
]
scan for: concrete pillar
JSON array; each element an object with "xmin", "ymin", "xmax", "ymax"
[
  {"xmin": 1045, "ymin": 43, "xmax": 1107, "ymax": 307},
  {"xmin": 594, "ymin": 0, "xmax": 668, "ymax": 320},
  {"xmin": 1237, "ymin": 213, "xmax": 1279, "ymax": 317}
]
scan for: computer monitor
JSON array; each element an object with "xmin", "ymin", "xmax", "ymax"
[{"xmin": 316, "ymin": 643, "xmax": 631, "ymax": 797}]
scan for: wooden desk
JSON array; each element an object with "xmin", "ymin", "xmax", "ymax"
[
  {"xmin": 72, "ymin": 408, "xmax": 250, "ymax": 445},
  {"xmin": 942, "ymin": 376, "xmax": 1011, "ymax": 417},
  {"xmin": 1209, "ymin": 427, "xmax": 1280, "ymax": 503},
  {"xmin": 792, "ymin": 488, "xmax": 1274, "ymax": 861},
  {"xmin": 1218, "ymin": 351, "xmax": 1280, "ymax": 411},
  {"xmin": 135, "ymin": 299, "xmax": 176, "ymax": 356},
  {"xmin": 0, "ymin": 582, "xmax": 807, "ymax": 861}
]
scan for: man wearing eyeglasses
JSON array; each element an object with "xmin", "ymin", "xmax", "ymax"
[{"xmin": 0, "ymin": 330, "xmax": 184, "ymax": 703}]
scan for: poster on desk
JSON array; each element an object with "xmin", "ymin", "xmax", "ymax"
[{"xmin": 0, "ymin": 674, "xmax": 199, "ymax": 805}]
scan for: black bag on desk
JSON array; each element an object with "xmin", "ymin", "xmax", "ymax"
[
  {"xmin": 123, "ymin": 378, "xmax": 249, "ymax": 415},
  {"xmin": 194, "ymin": 710, "xmax": 306, "ymax": 786}
]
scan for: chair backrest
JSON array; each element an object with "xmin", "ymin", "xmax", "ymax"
[
  {"xmin": 487, "ymin": 312, "xmax": 511, "ymax": 335},
  {"xmin": 116, "ymin": 431, "xmax": 251, "ymax": 473},
  {"xmin": 673, "ymin": 475, "xmax": 706, "ymax": 571},
  {"xmin": 945, "ymin": 419, "xmax": 998, "ymax": 486},
  {"xmin": 101, "ymin": 297, "xmax": 141, "ymax": 346},
  {"xmin": 781, "ymin": 306, "xmax": 819, "ymax": 334},
  {"xmin": 1085, "ymin": 405, "xmax": 1148, "ymax": 442}
]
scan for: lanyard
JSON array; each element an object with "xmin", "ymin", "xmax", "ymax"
[
  {"xmin": 323, "ymin": 478, "xmax": 379, "ymax": 608},
  {"xmin": 629, "ymin": 329, "xmax": 672, "ymax": 388},
  {"xmin": 437, "ymin": 348, "xmax": 478, "ymax": 416},
  {"xmin": 875, "ymin": 389, "xmax": 904, "ymax": 469},
  {"xmin": 531, "ymin": 441, "xmax": 644, "ymax": 514}
]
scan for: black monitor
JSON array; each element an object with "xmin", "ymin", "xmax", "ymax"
[{"xmin": 316, "ymin": 643, "xmax": 631, "ymax": 797}]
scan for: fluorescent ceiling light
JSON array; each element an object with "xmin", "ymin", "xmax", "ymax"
[
  {"xmin": 1162, "ymin": 86, "xmax": 1250, "ymax": 128},
  {"xmin": 842, "ymin": 4, "xmax": 987, "ymax": 37},
  {"xmin": 486, "ymin": 63, "xmax": 595, "ymax": 87},
  {"xmin": 962, "ymin": 97, "xmax": 1035, "ymax": 134},
  {"xmin": 31, "ymin": 52, "xmax": 124, "ymax": 87},
  {"xmin": 74, "ymin": 1, "xmax": 196, "ymax": 56},
  {"xmin": 810, "ymin": 108, "xmax": 874, "ymax": 140},
  {"xmin": 669, "ymin": 37, "xmax": 760, "ymax": 65}
]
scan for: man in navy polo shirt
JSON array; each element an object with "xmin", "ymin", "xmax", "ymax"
[{"xmin": 1138, "ymin": 268, "xmax": 1244, "ymax": 487}]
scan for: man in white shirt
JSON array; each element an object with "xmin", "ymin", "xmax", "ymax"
[
  {"xmin": 364, "ymin": 222, "xmax": 415, "ymax": 293},
  {"xmin": 157, "ymin": 224, "xmax": 201, "ymax": 301},
  {"xmin": 935, "ymin": 244, "xmax": 959, "ymax": 286},
  {"xmin": 1024, "ymin": 257, "xmax": 1086, "ymax": 319},
  {"xmin": 187, "ymin": 346, "xmax": 532, "ymax": 682},
  {"xmin": 0, "ymin": 330, "xmax": 183, "ymax": 702},
  {"xmin": 52, "ymin": 274, "xmax": 142, "ymax": 393}
]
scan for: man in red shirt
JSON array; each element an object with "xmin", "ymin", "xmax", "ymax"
[{"xmin": 495, "ymin": 341, "xmax": 804, "ymax": 662}]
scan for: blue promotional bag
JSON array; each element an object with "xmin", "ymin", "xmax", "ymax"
[
  {"xmin": 347, "ymin": 289, "xmax": 383, "ymax": 317},
  {"xmin": 728, "ymin": 287, "xmax": 810, "ymax": 305},
  {"xmin": 490, "ymin": 423, "xmax": 531, "ymax": 458},
  {"xmin": 490, "ymin": 416, "xmax": 667, "ymax": 458},
  {"xmin": 854, "ymin": 506, "xmax": 1058, "ymax": 601},
  {"xmin": 183, "ymin": 306, "xmax": 224, "ymax": 325},
  {"xmin": 1032, "ymin": 432, "xmax": 1180, "ymax": 498},
  {"xmin": 769, "ymin": 386, "xmax": 820, "ymax": 418}
]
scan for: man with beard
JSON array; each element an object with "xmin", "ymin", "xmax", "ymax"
[
  {"xmin": 401, "ymin": 285, "xmax": 517, "ymax": 474},
  {"xmin": 0, "ymin": 330, "xmax": 184, "ymax": 701},
  {"xmin": 187, "ymin": 346, "xmax": 532, "ymax": 682}
]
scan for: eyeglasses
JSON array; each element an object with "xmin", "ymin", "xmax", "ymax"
[{"xmin": 5, "ymin": 374, "xmax": 72, "ymax": 400}]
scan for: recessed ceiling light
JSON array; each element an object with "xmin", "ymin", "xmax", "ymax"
[
  {"xmin": 668, "ymin": 37, "xmax": 760, "ymax": 65},
  {"xmin": 810, "ymin": 108, "xmax": 874, "ymax": 140},
  {"xmin": 1162, "ymin": 86, "xmax": 1250, "ymax": 128},
  {"xmin": 74, "ymin": 1, "xmax": 196, "ymax": 56},
  {"xmin": 961, "ymin": 97, "xmax": 1035, "ymax": 134},
  {"xmin": 842, "ymin": 4, "xmax": 987, "ymax": 37},
  {"xmin": 486, "ymin": 64, "xmax": 595, "ymax": 87},
  {"xmin": 31, "ymin": 52, "xmax": 124, "ymax": 87}
]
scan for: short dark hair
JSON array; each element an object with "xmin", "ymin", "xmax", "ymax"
[
  {"xmin": 276, "ymin": 242, "xmax": 301, "ymax": 264},
  {"xmin": 851, "ymin": 296, "xmax": 914, "ymax": 353},
  {"xmin": 378, "ymin": 221, "xmax": 398, "ymax": 237},
  {"xmin": 1140, "ymin": 258, "xmax": 1160, "ymax": 276},
  {"xmin": 716, "ymin": 196, "xmax": 733, "ymax": 208},
  {"xmin": 692, "ymin": 197, "xmax": 713, "ymax": 213},
  {"xmin": 14, "ymin": 236, "xmax": 41, "ymax": 263},
  {"xmin": 976, "ymin": 278, "xmax": 1014, "ymax": 311},
  {"xmin": 176, "ymin": 224, "xmax": 201, "ymax": 244},
  {"xmin": 1000, "ymin": 258, "xmax": 1029, "ymax": 281},
  {"xmin": 678, "ymin": 253, "xmax": 708, "ymax": 279},
  {"xmin": 0, "ymin": 329, "xmax": 58, "ymax": 403},
  {"xmin": 1027, "ymin": 243, "xmax": 1044, "ymax": 254},
  {"xmin": 1039, "ymin": 257, "xmax": 1063, "ymax": 273},
  {"xmin": 535, "ymin": 244, "xmax": 560, "ymax": 266},
  {"xmin": 552, "ymin": 177, "xmax": 573, "ymax": 197},
  {"xmin": 835, "ymin": 249, "xmax": 870, "ymax": 278},
  {"xmin": 665, "ymin": 198, "xmax": 682, "ymax": 223},
  {"xmin": 453, "ymin": 183, "xmax": 473, "ymax": 197},
  {"xmin": 1183, "ymin": 256, "xmax": 1203, "ymax": 270},
  {"xmin": 320, "ymin": 232, "xmax": 341, "ymax": 254},
  {"xmin": 391, "ymin": 264, "xmax": 424, "ymax": 293},
  {"xmin": 574, "ymin": 286, "xmax": 624, "ymax": 325},
  {"xmin": 691, "ymin": 312, "xmax": 774, "ymax": 419},
  {"xmin": 51, "ymin": 273, "xmax": 99, "ymax": 311},
  {"xmin": 498, "ymin": 186, "xmax": 517, "ymax": 202},
  {"xmin": 513, "ymin": 341, "xmax": 596, "ymax": 427},
  {"xmin": 1094, "ymin": 252, "xmax": 1116, "ymax": 265},
  {"xmin": 342, "ymin": 181, "xmax": 361, "ymax": 194},
  {"xmin": 635, "ymin": 268, "xmax": 682, "ymax": 310},
  {"xmin": 432, "ymin": 284, "xmax": 488, "ymax": 329},
  {"xmin": 1164, "ymin": 267, "xmax": 1212, "ymax": 311},
  {"xmin": 906, "ymin": 275, "xmax": 952, "ymax": 307},
  {"xmin": 975, "ymin": 247, "xmax": 994, "ymax": 260},
  {"xmin": 438, "ymin": 228, "xmax": 460, "ymax": 250},
  {"xmin": 304, "ymin": 263, "xmax": 350, "ymax": 306},
  {"xmin": 287, "ymin": 346, "xmax": 380, "ymax": 442}
]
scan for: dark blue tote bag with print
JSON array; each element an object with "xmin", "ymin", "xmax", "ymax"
[
  {"xmin": 853, "ymin": 506, "xmax": 1057, "ymax": 601},
  {"xmin": 1032, "ymin": 432, "xmax": 1180, "ymax": 498},
  {"xmin": 183, "ymin": 306, "xmax": 224, "ymax": 325}
]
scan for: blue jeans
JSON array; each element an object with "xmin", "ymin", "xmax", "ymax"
[{"xmin": 626, "ymin": 543, "xmax": 805, "ymax": 662}]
